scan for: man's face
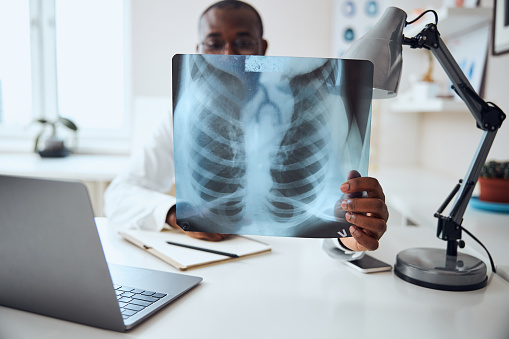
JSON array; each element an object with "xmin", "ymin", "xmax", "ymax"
[{"xmin": 197, "ymin": 7, "xmax": 268, "ymax": 56}]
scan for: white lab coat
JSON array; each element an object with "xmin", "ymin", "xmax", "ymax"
[{"xmin": 104, "ymin": 114, "xmax": 361, "ymax": 260}]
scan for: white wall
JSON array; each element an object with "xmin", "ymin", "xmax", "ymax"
[
  {"xmin": 374, "ymin": 0, "xmax": 509, "ymax": 179},
  {"xmin": 129, "ymin": 0, "xmax": 509, "ymax": 180},
  {"xmin": 131, "ymin": 0, "xmax": 333, "ymax": 98},
  {"xmin": 483, "ymin": 52, "xmax": 509, "ymax": 160},
  {"xmin": 129, "ymin": 0, "xmax": 334, "ymax": 151}
]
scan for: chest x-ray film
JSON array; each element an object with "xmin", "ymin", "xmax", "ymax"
[{"xmin": 172, "ymin": 54, "xmax": 373, "ymax": 238}]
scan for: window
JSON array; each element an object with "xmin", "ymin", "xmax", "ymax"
[
  {"xmin": 0, "ymin": 0, "xmax": 130, "ymax": 154},
  {"xmin": 0, "ymin": 0, "xmax": 32, "ymax": 127},
  {"xmin": 55, "ymin": 0, "xmax": 125, "ymax": 130}
]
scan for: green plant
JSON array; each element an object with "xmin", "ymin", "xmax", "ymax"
[
  {"xmin": 34, "ymin": 117, "xmax": 78, "ymax": 153},
  {"xmin": 480, "ymin": 161, "xmax": 509, "ymax": 180}
]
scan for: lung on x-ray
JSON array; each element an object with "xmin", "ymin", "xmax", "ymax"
[{"xmin": 172, "ymin": 54, "xmax": 373, "ymax": 238}]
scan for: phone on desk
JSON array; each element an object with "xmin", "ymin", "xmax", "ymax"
[{"xmin": 344, "ymin": 254, "xmax": 392, "ymax": 273}]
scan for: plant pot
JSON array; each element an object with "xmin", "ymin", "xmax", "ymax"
[
  {"xmin": 37, "ymin": 136, "xmax": 71, "ymax": 158},
  {"xmin": 478, "ymin": 177, "xmax": 509, "ymax": 203},
  {"xmin": 38, "ymin": 148, "xmax": 70, "ymax": 158}
]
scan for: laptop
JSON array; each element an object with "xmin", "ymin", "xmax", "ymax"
[{"xmin": 0, "ymin": 174, "xmax": 202, "ymax": 332}]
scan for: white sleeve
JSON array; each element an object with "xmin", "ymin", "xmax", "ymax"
[
  {"xmin": 104, "ymin": 114, "xmax": 176, "ymax": 231},
  {"xmin": 322, "ymin": 238, "xmax": 364, "ymax": 261}
]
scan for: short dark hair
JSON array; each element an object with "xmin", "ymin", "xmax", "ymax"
[{"xmin": 200, "ymin": 0, "xmax": 264, "ymax": 37}]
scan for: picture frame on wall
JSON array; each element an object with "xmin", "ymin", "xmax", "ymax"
[{"xmin": 493, "ymin": 0, "xmax": 509, "ymax": 55}]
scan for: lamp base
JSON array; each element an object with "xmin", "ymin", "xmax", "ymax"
[{"xmin": 394, "ymin": 248, "xmax": 488, "ymax": 291}]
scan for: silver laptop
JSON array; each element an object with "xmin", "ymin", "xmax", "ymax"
[{"xmin": 0, "ymin": 174, "xmax": 202, "ymax": 332}]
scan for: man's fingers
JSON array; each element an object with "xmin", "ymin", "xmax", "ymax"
[
  {"xmin": 176, "ymin": 227, "xmax": 230, "ymax": 242},
  {"xmin": 340, "ymin": 198, "xmax": 389, "ymax": 221},
  {"xmin": 341, "ymin": 176, "xmax": 385, "ymax": 201},
  {"xmin": 347, "ymin": 170, "xmax": 361, "ymax": 180},
  {"xmin": 345, "ymin": 212, "xmax": 386, "ymax": 238},
  {"xmin": 345, "ymin": 170, "xmax": 363, "ymax": 198},
  {"xmin": 184, "ymin": 231, "xmax": 228, "ymax": 242},
  {"xmin": 168, "ymin": 212, "xmax": 178, "ymax": 228},
  {"xmin": 350, "ymin": 226, "xmax": 380, "ymax": 251},
  {"xmin": 167, "ymin": 207, "xmax": 229, "ymax": 241}
]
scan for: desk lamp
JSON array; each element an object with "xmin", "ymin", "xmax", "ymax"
[{"xmin": 344, "ymin": 7, "xmax": 506, "ymax": 291}]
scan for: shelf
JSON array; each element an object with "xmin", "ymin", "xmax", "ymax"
[
  {"xmin": 390, "ymin": 98, "xmax": 467, "ymax": 113},
  {"xmin": 404, "ymin": 7, "xmax": 492, "ymax": 39}
]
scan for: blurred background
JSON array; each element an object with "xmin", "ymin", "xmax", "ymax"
[{"xmin": 0, "ymin": 0, "xmax": 507, "ymax": 216}]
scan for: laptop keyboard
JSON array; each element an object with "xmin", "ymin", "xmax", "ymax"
[{"xmin": 114, "ymin": 284, "xmax": 167, "ymax": 319}]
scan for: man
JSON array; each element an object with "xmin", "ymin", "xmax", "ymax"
[{"xmin": 105, "ymin": 0, "xmax": 388, "ymax": 255}]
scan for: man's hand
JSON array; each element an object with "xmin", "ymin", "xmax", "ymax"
[
  {"xmin": 336, "ymin": 170, "xmax": 388, "ymax": 251},
  {"xmin": 166, "ymin": 207, "xmax": 229, "ymax": 241}
]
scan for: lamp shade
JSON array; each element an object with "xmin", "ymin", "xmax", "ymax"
[{"xmin": 343, "ymin": 7, "xmax": 407, "ymax": 99}]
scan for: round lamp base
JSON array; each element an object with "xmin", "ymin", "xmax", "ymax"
[{"xmin": 394, "ymin": 248, "xmax": 488, "ymax": 291}]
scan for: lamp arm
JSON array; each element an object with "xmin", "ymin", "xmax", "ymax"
[
  {"xmin": 403, "ymin": 24, "xmax": 505, "ymax": 130},
  {"xmin": 447, "ymin": 130, "xmax": 496, "ymax": 226},
  {"xmin": 403, "ymin": 24, "xmax": 506, "ymax": 255}
]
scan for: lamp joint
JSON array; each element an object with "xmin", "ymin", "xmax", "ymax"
[
  {"xmin": 435, "ymin": 214, "xmax": 462, "ymax": 241},
  {"xmin": 403, "ymin": 23, "xmax": 440, "ymax": 50},
  {"xmin": 480, "ymin": 102, "xmax": 506, "ymax": 131}
]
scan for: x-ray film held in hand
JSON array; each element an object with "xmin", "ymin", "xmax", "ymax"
[{"xmin": 173, "ymin": 54, "xmax": 373, "ymax": 238}]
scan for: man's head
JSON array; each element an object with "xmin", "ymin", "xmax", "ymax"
[{"xmin": 197, "ymin": 0, "xmax": 268, "ymax": 56}]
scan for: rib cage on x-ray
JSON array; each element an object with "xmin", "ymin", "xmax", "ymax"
[
  {"xmin": 185, "ymin": 56, "xmax": 337, "ymax": 227},
  {"xmin": 187, "ymin": 56, "xmax": 248, "ymax": 222},
  {"xmin": 266, "ymin": 61, "xmax": 335, "ymax": 223},
  {"xmin": 173, "ymin": 54, "xmax": 373, "ymax": 237}
]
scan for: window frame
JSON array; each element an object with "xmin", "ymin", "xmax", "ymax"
[{"xmin": 0, "ymin": 0, "xmax": 132, "ymax": 155}]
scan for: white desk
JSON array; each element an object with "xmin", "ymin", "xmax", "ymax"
[
  {"xmin": 1, "ymin": 214, "xmax": 508, "ymax": 339},
  {"xmin": 375, "ymin": 166, "xmax": 509, "ymax": 268},
  {"xmin": 0, "ymin": 153, "xmax": 130, "ymax": 216}
]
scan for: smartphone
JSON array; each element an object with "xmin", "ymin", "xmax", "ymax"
[{"xmin": 344, "ymin": 254, "xmax": 392, "ymax": 273}]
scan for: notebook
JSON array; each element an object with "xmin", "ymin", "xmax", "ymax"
[
  {"xmin": 120, "ymin": 229, "xmax": 271, "ymax": 271},
  {"xmin": 0, "ymin": 174, "xmax": 202, "ymax": 332}
]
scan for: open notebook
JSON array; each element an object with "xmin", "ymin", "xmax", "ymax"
[{"xmin": 120, "ymin": 229, "xmax": 271, "ymax": 271}]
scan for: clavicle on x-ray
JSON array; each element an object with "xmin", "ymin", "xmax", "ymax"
[{"xmin": 172, "ymin": 54, "xmax": 373, "ymax": 238}]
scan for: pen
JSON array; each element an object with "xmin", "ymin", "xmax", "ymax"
[{"xmin": 166, "ymin": 241, "xmax": 239, "ymax": 258}]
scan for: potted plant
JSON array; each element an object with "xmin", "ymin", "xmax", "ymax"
[
  {"xmin": 478, "ymin": 160, "xmax": 509, "ymax": 203},
  {"xmin": 34, "ymin": 117, "xmax": 79, "ymax": 158}
]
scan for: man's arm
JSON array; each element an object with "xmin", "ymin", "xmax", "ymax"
[
  {"xmin": 104, "ymin": 114, "xmax": 177, "ymax": 231},
  {"xmin": 104, "ymin": 114, "xmax": 229, "ymax": 241},
  {"xmin": 166, "ymin": 206, "xmax": 230, "ymax": 241}
]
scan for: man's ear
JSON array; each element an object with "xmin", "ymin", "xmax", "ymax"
[{"xmin": 261, "ymin": 39, "xmax": 268, "ymax": 56}]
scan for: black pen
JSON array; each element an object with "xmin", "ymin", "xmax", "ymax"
[{"xmin": 166, "ymin": 241, "xmax": 239, "ymax": 258}]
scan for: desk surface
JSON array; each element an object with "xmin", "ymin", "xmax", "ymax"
[
  {"xmin": 375, "ymin": 166, "xmax": 509, "ymax": 266},
  {"xmin": 0, "ymin": 153, "xmax": 130, "ymax": 182},
  {"xmin": 1, "ymin": 215, "xmax": 508, "ymax": 339},
  {"xmin": 0, "ymin": 153, "xmax": 131, "ymax": 217}
]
